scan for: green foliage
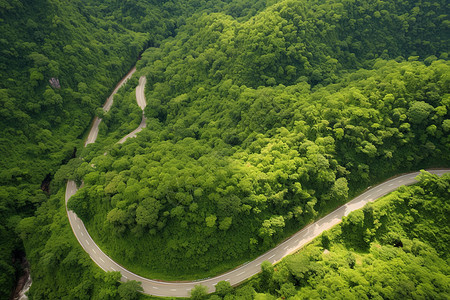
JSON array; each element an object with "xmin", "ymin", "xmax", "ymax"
[
  {"xmin": 118, "ymin": 281, "xmax": 143, "ymax": 300},
  {"xmin": 260, "ymin": 261, "xmax": 274, "ymax": 291},
  {"xmin": 1, "ymin": 0, "xmax": 449, "ymax": 297},
  {"xmin": 408, "ymin": 101, "xmax": 435, "ymax": 124},
  {"xmin": 139, "ymin": 0, "xmax": 449, "ymax": 90},
  {"xmin": 234, "ymin": 172, "xmax": 450, "ymax": 299},
  {"xmin": 321, "ymin": 231, "xmax": 331, "ymax": 250},
  {"xmin": 190, "ymin": 284, "xmax": 208, "ymax": 300},
  {"xmin": 259, "ymin": 216, "xmax": 286, "ymax": 244},
  {"xmin": 14, "ymin": 187, "xmax": 139, "ymax": 299},
  {"xmin": 277, "ymin": 282, "xmax": 296, "ymax": 299},
  {"xmin": 76, "ymin": 58, "xmax": 450, "ymax": 279},
  {"xmin": 1, "ymin": 0, "xmax": 274, "ymax": 296},
  {"xmin": 0, "ymin": 0, "xmax": 149, "ymax": 294},
  {"xmin": 215, "ymin": 280, "xmax": 232, "ymax": 297},
  {"xmin": 206, "ymin": 215, "xmax": 218, "ymax": 228}
]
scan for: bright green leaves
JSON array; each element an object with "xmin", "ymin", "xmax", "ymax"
[
  {"xmin": 29, "ymin": 68, "xmax": 44, "ymax": 87},
  {"xmin": 259, "ymin": 216, "xmax": 285, "ymax": 243},
  {"xmin": 215, "ymin": 280, "xmax": 232, "ymax": 297},
  {"xmin": 205, "ymin": 215, "xmax": 217, "ymax": 228},
  {"xmin": 16, "ymin": 216, "xmax": 36, "ymax": 241},
  {"xmin": 247, "ymin": 172, "xmax": 450, "ymax": 300},
  {"xmin": 190, "ymin": 284, "xmax": 208, "ymax": 300},
  {"xmin": 80, "ymin": 56, "xmax": 450, "ymax": 278},
  {"xmin": 329, "ymin": 177, "xmax": 349, "ymax": 202},
  {"xmin": 359, "ymin": 141, "xmax": 377, "ymax": 158},
  {"xmin": 442, "ymin": 119, "xmax": 450, "ymax": 132},
  {"xmin": 107, "ymin": 208, "xmax": 128, "ymax": 226}
]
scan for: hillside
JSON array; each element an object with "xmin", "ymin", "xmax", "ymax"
[
  {"xmin": 206, "ymin": 171, "xmax": 450, "ymax": 299},
  {"xmin": 1, "ymin": 0, "xmax": 449, "ymax": 298},
  {"xmin": 69, "ymin": 0, "xmax": 449, "ymax": 280},
  {"xmin": 0, "ymin": 0, "xmax": 270, "ymax": 298},
  {"xmin": 0, "ymin": 0, "xmax": 147, "ymax": 296}
]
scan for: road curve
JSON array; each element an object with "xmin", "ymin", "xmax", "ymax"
[
  {"xmin": 67, "ymin": 64, "xmax": 450, "ymax": 298},
  {"xmin": 85, "ymin": 67, "xmax": 136, "ymax": 146},
  {"xmin": 118, "ymin": 76, "xmax": 147, "ymax": 144},
  {"xmin": 66, "ymin": 169, "xmax": 449, "ymax": 297},
  {"xmin": 135, "ymin": 76, "xmax": 147, "ymax": 110}
]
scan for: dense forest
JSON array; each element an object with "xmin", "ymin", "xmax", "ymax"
[
  {"xmin": 69, "ymin": 0, "xmax": 449, "ymax": 280},
  {"xmin": 0, "ymin": 0, "xmax": 449, "ymax": 298},
  {"xmin": 0, "ymin": 0, "xmax": 271, "ymax": 298},
  {"xmin": 197, "ymin": 171, "xmax": 450, "ymax": 299},
  {"xmin": 0, "ymin": 1, "xmax": 142, "ymax": 297},
  {"xmin": 70, "ymin": 57, "xmax": 450, "ymax": 279}
]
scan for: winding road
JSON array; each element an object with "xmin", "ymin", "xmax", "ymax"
[
  {"xmin": 84, "ymin": 67, "xmax": 136, "ymax": 146},
  {"xmin": 118, "ymin": 76, "xmax": 147, "ymax": 144},
  {"xmin": 66, "ymin": 68, "xmax": 450, "ymax": 298}
]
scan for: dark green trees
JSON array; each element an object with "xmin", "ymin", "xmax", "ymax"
[{"xmin": 3, "ymin": 0, "xmax": 449, "ymax": 298}]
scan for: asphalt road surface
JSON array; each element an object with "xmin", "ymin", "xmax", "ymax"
[
  {"xmin": 118, "ymin": 76, "xmax": 147, "ymax": 144},
  {"xmin": 84, "ymin": 67, "xmax": 136, "ymax": 146},
  {"xmin": 135, "ymin": 76, "xmax": 147, "ymax": 110},
  {"xmin": 67, "ymin": 64, "xmax": 450, "ymax": 298}
]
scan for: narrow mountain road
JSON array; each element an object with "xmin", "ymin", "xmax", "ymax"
[
  {"xmin": 135, "ymin": 76, "xmax": 147, "ymax": 110},
  {"xmin": 66, "ymin": 65, "xmax": 450, "ymax": 298},
  {"xmin": 118, "ymin": 76, "xmax": 147, "ymax": 144},
  {"xmin": 66, "ymin": 169, "xmax": 449, "ymax": 297},
  {"xmin": 84, "ymin": 67, "xmax": 136, "ymax": 146}
]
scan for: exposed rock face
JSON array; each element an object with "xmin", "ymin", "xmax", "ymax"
[
  {"xmin": 49, "ymin": 77, "xmax": 60, "ymax": 89},
  {"xmin": 11, "ymin": 257, "xmax": 32, "ymax": 300},
  {"xmin": 40, "ymin": 173, "xmax": 52, "ymax": 194}
]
